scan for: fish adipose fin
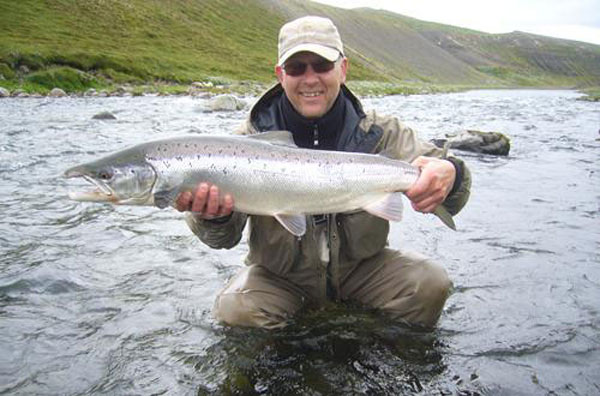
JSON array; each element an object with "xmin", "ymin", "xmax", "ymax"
[
  {"xmin": 274, "ymin": 214, "xmax": 306, "ymax": 236},
  {"xmin": 363, "ymin": 192, "xmax": 405, "ymax": 222},
  {"xmin": 248, "ymin": 131, "xmax": 297, "ymax": 148}
]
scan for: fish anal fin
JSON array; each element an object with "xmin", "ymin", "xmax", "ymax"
[
  {"xmin": 274, "ymin": 214, "xmax": 306, "ymax": 236},
  {"xmin": 363, "ymin": 192, "xmax": 404, "ymax": 222}
]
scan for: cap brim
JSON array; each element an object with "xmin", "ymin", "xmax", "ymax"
[{"xmin": 278, "ymin": 44, "xmax": 340, "ymax": 66}]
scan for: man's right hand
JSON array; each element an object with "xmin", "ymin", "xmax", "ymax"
[{"xmin": 175, "ymin": 183, "xmax": 234, "ymax": 220}]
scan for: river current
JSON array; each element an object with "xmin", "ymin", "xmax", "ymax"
[{"xmin": 0, "ymin": 90, "xmax": 598, "ymax": 395}]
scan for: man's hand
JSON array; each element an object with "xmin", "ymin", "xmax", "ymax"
[
  {"xmin": 175, "ymin": 183, "xmax": 234, "ymax": 219},
  {"xmin": 405, "ymin": 157, "xmax": 456, "ymax": 214}
]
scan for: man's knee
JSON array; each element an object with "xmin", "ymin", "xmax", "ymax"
[
  {"xmin": 383, "ymin": 254, "xmax": 452, "ymax": 328},
  {"xmin": 416, "ymin": 260, "xmax": 451, "ymax": 306},
  {"xmin": 212, "ymin": 265, "xmax": 304, "ymax": 329}
]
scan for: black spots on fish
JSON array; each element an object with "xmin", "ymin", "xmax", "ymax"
[
  {"xmin": 203, "ymin": 144, "xmax": 209, "ymax": 150},
  {"xmin": 176, "ymin": 156, "xmax": 183, "ymax": 161}
]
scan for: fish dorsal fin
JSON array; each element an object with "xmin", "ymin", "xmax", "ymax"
[
  {"xmin": 377, "ymin": 147, "xmax": 397, "ymax": 160},
  {"xmin": 274, "ymin": 213, "xmax": 306, "ymax": 236},
  {"xmin": 248, "ymin": 131, "xmax": 297, "ymax": 148},
  {"xmin": 363, "ymin": 192, "xmax": 405, "ymax": 222}
]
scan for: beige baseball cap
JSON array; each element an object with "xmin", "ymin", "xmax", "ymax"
[{"xmin": 278, "ymin": 16, "xmax": 344, "ymax": 66}]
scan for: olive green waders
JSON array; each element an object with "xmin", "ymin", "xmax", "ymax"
[{"xmin": 213, "ymin": 248, "xmax": 451, "ymax": 329}]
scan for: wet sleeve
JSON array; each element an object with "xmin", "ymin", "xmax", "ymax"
[{"xmin": 185, "ymin": 212, "xmax": 248, "ymax": 249}]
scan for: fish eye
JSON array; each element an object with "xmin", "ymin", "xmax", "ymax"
[{"xmin": 98, "ymin": 169, "xmax": 113, "ymax": 180}]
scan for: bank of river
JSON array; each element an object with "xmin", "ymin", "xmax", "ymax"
[{"xmin": 0, "ymin": 90, "xmax": 598, "ymax": 394}]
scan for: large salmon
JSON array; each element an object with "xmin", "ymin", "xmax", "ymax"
[{"xmin": 65, "ymin": 131, "xmax": 454, "ymax": 235}]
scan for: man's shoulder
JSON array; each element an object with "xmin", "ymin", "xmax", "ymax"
[{"xmin": 358, "ymin": 108, "xmax": 410, "ymax": 136}]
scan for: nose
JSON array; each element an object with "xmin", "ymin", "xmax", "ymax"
[{"xmin": 302, "ymin": 64, "xmax": 320, "ymax": 83}]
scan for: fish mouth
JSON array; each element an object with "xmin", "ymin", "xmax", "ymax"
[{"xmin": 64, "ymin": 169, "xmax": 117, "ymax": 202}]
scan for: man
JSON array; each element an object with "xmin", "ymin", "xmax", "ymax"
[{"xmin": 176, "ymin": 16, "xmax": 471, "ymax": 329}]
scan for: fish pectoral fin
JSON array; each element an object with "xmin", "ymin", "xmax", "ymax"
[
  {"xmin": 363, "ymin": 192, "xmax": 404, "ymax": 222},
  {"xmin": 153, "ymin": 188, "xmax": 180, "ymax": 209},
  {"xmin": 433, "ymin": 206, "xmax": 457, "ymax": 231},
  {"xmin": 274, "ymin": 214, "xmax": 306, "ymax": 236},
  {"xmin": 248, "ymin": 131, "xmax": 297, "ymax": 148}
]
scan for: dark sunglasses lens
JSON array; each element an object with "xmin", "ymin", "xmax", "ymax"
[
  {"xmin": 284, "ymin": 62, "xmax": 307, "ymax": 76},
  {"xmin": 284, "ymin": 60, "xmax": 336, "ymax": 76},
  {"xmin": 313, "ymin": 61, "xmax": 335, "ymax": 73}
]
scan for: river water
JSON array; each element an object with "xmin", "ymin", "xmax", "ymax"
[{"xmin": 0, "ymin": 90, "xmax": 598, "ymax": 395}]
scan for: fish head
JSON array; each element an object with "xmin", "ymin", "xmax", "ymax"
[{"xmin": 64, "ymin": 151, "xmax": 157, "ymax": 205}]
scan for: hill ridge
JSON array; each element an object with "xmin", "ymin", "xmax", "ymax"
[{"xmin": 1, "ymin": 0, "xmax": 598, "ymax": 93}]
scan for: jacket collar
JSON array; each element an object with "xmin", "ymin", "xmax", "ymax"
[
  {"xmin": 249, "ymin": 84, "xmax": 365, "ymax": 133},
  {"xmin": 248, "ymin": 83, "xmax": 379, "ymax": 154}
]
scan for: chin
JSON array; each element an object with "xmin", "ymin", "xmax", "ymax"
[{"xmin": 299, "ymin": 106, "xmax": 327, "ymax": 119}]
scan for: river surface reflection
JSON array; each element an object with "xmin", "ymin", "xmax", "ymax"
[{"xmin": 0, "ymin": 90, "xmax": 598, "ymax": 394}]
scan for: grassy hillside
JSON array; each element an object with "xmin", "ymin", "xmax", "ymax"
[{"xmin": 1, "ymin": 0, "xmax": 598, "ymax": 94}]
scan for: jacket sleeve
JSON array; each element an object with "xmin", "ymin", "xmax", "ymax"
[
  {"xmin": 185, "ymin": 212, "xmax": 248, "ymax": 250},
  {"xmin": 371, "ymin": 111, "xmax": 471, "ymax": 216}
]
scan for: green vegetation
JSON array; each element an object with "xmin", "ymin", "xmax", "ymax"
[
  {"xmin": 26, "ymin": 66, "xmax": 100, "ymax": 91},
  {"xmin": 0, "ymin": 0, "xmax": 598, "ymax": 96},
  {"xmin": 578, "ymin": 87, "xmax": 600, "ymax": 101}
]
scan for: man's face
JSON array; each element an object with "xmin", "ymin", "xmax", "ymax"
[{"xmin": 276, "ymin": 52, "xmax": 347, "ymax": 119}]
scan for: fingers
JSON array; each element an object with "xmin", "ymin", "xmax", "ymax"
[
  {"xmin": 406, "ymin": 157, "xmax": 456, "ymax": 213},
  {"xmin": 175, "ymin": 183, "xmax": 234, "ymax": 219},
  {"xmin": 191, "ymin": 183, "xmax": 210, "ymax": 212},
  {"xmin": 175, "ymin": 190, "xmax": 194, "ymax": 212}
]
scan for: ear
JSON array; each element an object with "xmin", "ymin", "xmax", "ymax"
[
  {"xmin": 275, "ymin": 65, "xmax": 284, "ymax": 83},
  {"xmin": 339, "ymin": 57, "xmax": 348, "ymax": 84}
]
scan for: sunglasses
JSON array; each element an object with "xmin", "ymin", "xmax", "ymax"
[{"xmin": 282, "ymin": 58, "xmax": 339, "ymax": 77}]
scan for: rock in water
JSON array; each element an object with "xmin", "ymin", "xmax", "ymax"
[
  {"xmin": 204, "ymin": 95, "xmax": 246, "ymax": 112},
  {"xmin": 92, "ymin": 111, "xmax": 117, "ymax": 120},
  {"xmin": 49, "ymin": 88, "xmax": 67, "ymax": 97},
  {"xmin": 435, "ymin": 130, "xmax": 511, "ymax": 156}
]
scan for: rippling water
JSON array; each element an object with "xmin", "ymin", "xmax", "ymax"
[{"xmin": 1, "ymin": 90, "xmax": 598, "ymax": 395}]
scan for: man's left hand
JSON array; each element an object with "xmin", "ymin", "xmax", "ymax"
[{"xmin": 405, "ymin": 157, "xmax": 456, "ymax": 213}]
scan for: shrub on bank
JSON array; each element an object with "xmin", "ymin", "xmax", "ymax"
[
  {"xmin": 0, "ymin": 63, "xmax": 16, "ymax": 80},
  {"xmin": 25, "ymin": 66, "xmax": 100, "ymax": 92}
]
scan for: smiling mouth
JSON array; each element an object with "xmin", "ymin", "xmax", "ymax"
[{"xmin": 301, "ymin": 91, "xmax": 323, "ymax": 97}]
